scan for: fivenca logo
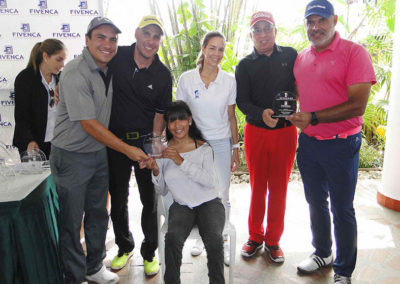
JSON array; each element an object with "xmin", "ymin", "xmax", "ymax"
[
  {"xmin": 70, "ymin": 0, "xmax": 99, "ymax": 16},
  {"xmin": 30, "ymin": 0, "xmax": 59, "ymax": 15},
  {"xmin": 0, "ymin": 75, "xmax": 8, "ymax": 85},
  {"xmin": 0, "ymin": 45, "xmax": 24, "ymax": 61},
  {"xmin": 52, "ymin": 24, "xmax": 81, "ymax": 39},
  {"xmin": 0, "ymin": 114, "xmax": 12, "ymax": 127},
  {"xmin": 12, "ymin": 23, "xmax": 42, "ymax": 39},
  {"xmin": 1, "ymin": 91, "xmax": 15, "ymax": 107},
  {"xmin": 0, "ymin": 0, "xmax": 19, "ymax": 14}
]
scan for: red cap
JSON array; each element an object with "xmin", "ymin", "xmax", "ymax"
[{"xmin": 250, "ymin": 11, "xmax": 275, "ymax": 27}]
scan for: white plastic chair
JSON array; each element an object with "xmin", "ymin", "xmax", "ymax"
[{"xmin": 157, "ymin": 192, "xmax": 236, "ymax": 284}]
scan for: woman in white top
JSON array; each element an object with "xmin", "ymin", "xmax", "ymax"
[
  {"xmin": 176, "ymin": 31, "xmax": 240, "ymax": 265},
  {"xmin": 13, "ymin": 39, "xmax": 66, "ymax": 159},
  {"xmin": 143, "ymin": 100, "xmax": 225, "ymax": 284}
]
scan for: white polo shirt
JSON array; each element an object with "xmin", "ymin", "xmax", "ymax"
[{"xmin": 176, "ymin": 66, "xmax": 236, "ymax": 140}]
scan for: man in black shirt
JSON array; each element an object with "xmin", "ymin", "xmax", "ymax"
[
  {"xmin": 108, "ymin": 15, "xmax": 172, "ymax": 276},
  {"xmin": 235, "ymin": 11, "xmax": 297, "ymax": 264}
]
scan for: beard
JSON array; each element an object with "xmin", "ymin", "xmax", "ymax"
[{"xmin": 308, "ymin": 29, "xmax": 336, "ymax": 51}]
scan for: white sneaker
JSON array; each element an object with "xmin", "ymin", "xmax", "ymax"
[
  {"xmin": 191, "ymin": 239, "xmax": 204, "ymax": 256},
  {"xmin": 297, "ymin": 253, "xmax": 333, "ymax": 274},
  {"xmin": 334, "ymin": 274, "xmax": 351, "ymax": 284},
  {"xmin": 85, "ymin": 265, "xmax": 119, "ymax": 284},
  {"xmin": 223, "ymin": 241, "xmax": 230, "ymax": 266},
  {"xmin": 103, "ymin": 258, "xmax": 112, "ymax": 268}
]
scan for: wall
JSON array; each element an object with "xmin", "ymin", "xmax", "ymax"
[{"xmin": 0, "ymin": 0, "xmax": 102, "ymax": 151}]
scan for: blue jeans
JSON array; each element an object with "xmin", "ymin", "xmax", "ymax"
[
  {"xmin": 164, "ymin": 198, "xmax": 225, "ymax": 284},
  {"xmin": 297, "ymin": 132, "xmax": 361, "ymax": 277},
  {"xmin": 208, "ymin": 138, "xmax": 232, "ymax": 224}
]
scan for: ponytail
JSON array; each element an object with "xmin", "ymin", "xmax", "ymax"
[
  {"xmin": 27, "ymin": 42, "xmax": 42, "ymax": 72},
  {"xmin": 26, "ymin": 39, "xmax": 66, "ymax": 73},
  {"xmin": 196, "ymin": 52, "xmax": 205, "ymax": 68}
]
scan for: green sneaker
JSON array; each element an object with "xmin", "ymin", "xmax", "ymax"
[
  {"xmin": 144, "ymin": 258, "xmax": 160, "ymax": 276},
  {"xmin": 111, "ymin": 251, "xmax": 133, "ymax": 270}
]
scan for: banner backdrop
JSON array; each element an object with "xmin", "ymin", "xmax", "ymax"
[{"xmin": 0, "ymin": 0, "xmax": 103, "ymax": 150}]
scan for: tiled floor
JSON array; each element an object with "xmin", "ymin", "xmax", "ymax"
[{"xmin": 103, "ymin": 173, "xmax": 400, "ymax": 284}]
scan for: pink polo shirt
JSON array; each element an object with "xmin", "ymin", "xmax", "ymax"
[{"xmin": 294, "ymin": 32, "xmax": 376, "ymax": 138}]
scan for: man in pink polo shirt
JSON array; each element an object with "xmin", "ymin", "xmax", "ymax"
[{"xmin": 287, "ymin": 1, "xmax": 376, "ymax": 283}]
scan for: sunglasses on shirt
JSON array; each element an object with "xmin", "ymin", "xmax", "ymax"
[{"xmin": 49, "ymin": 89, "xmax": 55, "ymax": 107}]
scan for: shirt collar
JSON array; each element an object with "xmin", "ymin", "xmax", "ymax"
[
  {"xmin": 40, "ymin": 70, "xmax": 56, "ymax": 89},
  {"xmin": 250, "ymin": 44, "xmax": 282, "ymax": 59},
  {"xmin": 194, "ymin": 65, "xmax": 223, "ymax": 86},
  {"xmin": 214, "ymin": 65, "xmax": 223, "ymax": 84},
  {"xmin": 131, "ymin": 42, "xmax": 160, "ymax": 74},
  {"xmin": 82, "ymin": 47, "xmax": 103, "ymax": 72}
]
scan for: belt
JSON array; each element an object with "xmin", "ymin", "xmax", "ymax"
[
  {"xmin": 122, "ymin": 131, "xmax": 150, "ymax": 140},
  {"xmin": 310, "ymin": 126, "xmax": 362, "ymax": 140},
  {"xmin": 278, "ymin": 120, "xmax": 292, "ymax": 129}
]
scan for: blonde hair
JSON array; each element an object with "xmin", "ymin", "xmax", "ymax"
[
  {"xmin": 196, "ymin": 31, "xmax": 226, "ymax": 70},
  {"xmin": 27, "ymin": 39, "xmax": 65, "ymax": 72}
]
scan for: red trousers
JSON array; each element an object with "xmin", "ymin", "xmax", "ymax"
[{"xmin": 244, "ymin": 123, "xmax": 297, "ymax": 246}]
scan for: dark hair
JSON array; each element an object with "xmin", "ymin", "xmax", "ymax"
[
  {"xmin": 27, "ymin": 39, "xmax": 65, "ymax": 73},
  {"xmin": 164, "ymin": 100, "xmax": 206, "ymax": 143},
  {"xmin": 196, "ymin": 31, "xmax": 226, "ymax": 69},
  {"xmin": 87, "ymin": 30, "xmax": 94, "ymax": 39}
]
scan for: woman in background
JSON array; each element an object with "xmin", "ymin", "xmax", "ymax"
[
  {"xmin": 13, "ymin": 38, "xmax": 66, "ymax": 159},
  {"xmin": 143, "ymin": 100, "xmax": 225, "ymax": 284},
  {"xmin": 176, "ymin": 31, "xmax": 240, "ymax": 265}
]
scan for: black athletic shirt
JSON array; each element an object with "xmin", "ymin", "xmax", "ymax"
[
  {"xmin": 109, "ymin": 43, "xmax": 173, "ymax": 135},
  {"xmin": 235, "ymin": 44, "xmax": 297, "ymax": 129}
]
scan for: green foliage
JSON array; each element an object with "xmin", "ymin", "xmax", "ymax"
[
  {"xmin": 150, "ymin": 0, "xmax": 394, "ymax": 168},
  {"xmin": 357, "ymin": 0, "xmax": 392, "ymax": 150},
  {"xmin": 235, "ymin": 107, "xmax": 245, "ymax": 141},
  {"xmin": 276, "ymin": 24, "xmax": 309, "ymax": 51},
  {"xmin": 220, "ymin": 42, "xmax": 238, "ymax": 73},
  {"xmin": 363, "ymin": 97, "xmax": 387, "ymax": 148},
  {"xmin": 150, "ymin": 0, "xmax": 245, "ymax": 81},
  {"xmin": 359, "ymin": 139, "xmax": 384, "ymax": 168},
  {"xmin": 337, "ymin": 15, "xmax": 350, "ymax": 33},
  {"xmin": 380, "ymin": 0, "xmax": 396, "ymax": 32}
]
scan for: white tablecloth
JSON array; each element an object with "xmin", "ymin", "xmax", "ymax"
[{"xmin": 0, "ymin": 170, "xmax": 51, "ymax": 202}]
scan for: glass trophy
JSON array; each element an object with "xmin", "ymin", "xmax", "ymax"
[
  {"xmin": 143, "ymin": 136, "xmax": 166, "ymax": 158},
  {"xmin": 271, "ymin": 91, "xmax": 297, "ymax": 118},
  {"xmin": 15, "ymin": 149, "xmax": 47, "ymax": 174}
]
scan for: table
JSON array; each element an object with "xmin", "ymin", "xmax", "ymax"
[{"xmin": 0, "ymin": 171, "xmax": 63, "ymax": 284}]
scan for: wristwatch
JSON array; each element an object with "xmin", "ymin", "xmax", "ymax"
[
  {"xmin": 310, "ymin": 112, "xmax": 319, "ymax": 126},
  {"xmin": 232, "ymin": 143, "xmax": 240, "ymax": 150}
]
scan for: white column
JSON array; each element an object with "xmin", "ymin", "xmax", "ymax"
[{"xmin": 378, "ymin": 0, "xmax": 400, "ymax": 211}]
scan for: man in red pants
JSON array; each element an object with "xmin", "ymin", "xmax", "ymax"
[{"xmin": 235, "ymin": 11, "xmax": 298, "ymax": 263}]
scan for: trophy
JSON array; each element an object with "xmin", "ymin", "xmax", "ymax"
[
  {"xmin": 271, "ymin": 91, "xmax": 297, "ymax": 118},
  {"xmin": 143, "ymin": 135, "xmax": 166, "ymax": 158}
]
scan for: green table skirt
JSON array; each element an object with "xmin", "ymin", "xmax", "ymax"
[{"xmin": 0, "ymin": 175, "xmax": 63, "ymax": 284}]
